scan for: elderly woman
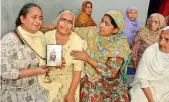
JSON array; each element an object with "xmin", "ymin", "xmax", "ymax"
[
  {"xmin": 0, "ymin": 3, "xmax": 49, "ymax": 102},
  {"xmin": 39, "ymin": 10, "xmax": 84, "ymax": 102},
  {"xmin": 72, "ymin": 10, "xmax": 131, "ymax": 102},
  {"xmin": 131, "ymin": 13, "xmax": 166, "ymax": 69},
  {"xmin": 130, "ymin": 26, "xmax": 169, "ymax": 102},
  {"xmin": 74, "ymin": 0, "xmax": 96, "ymax": 27},
  {"xmin": 123, "ymin": 6, "xmax": 140, "ymax": 45}
]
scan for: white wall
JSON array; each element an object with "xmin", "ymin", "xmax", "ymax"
[
  {"xmin": 1, "ymin": 0, "xmax": 150, "ymax": 37},
  {"xmin": 90, "ymin": 0, "xmax": 150, "ymax": 27}
]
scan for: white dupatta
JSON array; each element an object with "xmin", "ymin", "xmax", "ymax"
[{"xmin": 132, "ymin": 43, "xmax": 169, "ymax": 85}]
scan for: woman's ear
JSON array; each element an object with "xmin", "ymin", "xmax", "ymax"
[
  {"xmin": 112, "ymin": 28, "xmax": 119, "ymax": 34},
  {"xmin": 20, "ymin": 15, "xmax": 25, "ymax": 23}
]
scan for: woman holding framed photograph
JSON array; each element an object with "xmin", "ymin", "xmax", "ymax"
[{"xmin": 39, "ymin": 10, "xmax": 85, "ymax": 102}]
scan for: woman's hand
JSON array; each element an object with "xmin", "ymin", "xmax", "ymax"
[
  {"xmin": 64, "ymin": 93, "xmax": 75, "ymax": 102},
  {"xmin": 54, "ymin": 57, "xmax": 66, "ymax": 69},
  {"xmin": 46, "ymin": 25, "xmax": 56, "ymax": 30},
  {"xmin": 60, "ymin": 57, "xmax": 66, "ymax": 68},
  {"xmin": 41, "ymin": 24, "xmax": 56, "ymax": 30},
  {"xmin": 35, "ymin": 65, "xmax": 50, "ymax": 75},
  {"xmin": 70, "ymin": 50, "xmax": 90, "ymax": 61},
  {"xmin": 18, "ymin": 65, "xmax": 49, "ymax": 79}
]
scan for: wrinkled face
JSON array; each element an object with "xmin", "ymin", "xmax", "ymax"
[
  {"xmin": 99, "ymin": 15, "xmax": 118, "ymax": 36},
  {"xmin": 84, "ymin": 3, "xmax": 92, "ymax": 16},
  {"xmin": 147, "ymin": 16, "xmax": 160, "ymax": 31},
  {"xmin": 56, "ymin": 12, "xmax": 74, "ymax": 35},
  {"xmin": 127, "ymin": 9, "xmax": 138, "ymax": 21},
  {"xmin": 158, "ymin": 30, "xmax": 169, "ymax": 53},
  {"xmin": 20, "ymin": 7, "xmax": 42, "ymax": 33}
]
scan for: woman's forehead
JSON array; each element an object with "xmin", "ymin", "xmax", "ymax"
[
  {"xmin": 27, "ymin": 7, "xmax": 42, "ymax": 16},
  {"xmin": 103, "ymin": 15, "xmax": 111, "ymax": 23},
  {"xmin": 149, "ymin": 16, "xmax": 159, "ymax": 21},
  {"xmin": 59, "ymin": 12, "xmax": 74, "ymax": 20},
  {"xmin": 86, "ymin": 3, "xmax": 92, "ymax": 7},
  {"xmin": 128, "ymin": 9, "xmax": 138, "ymax": 13}
]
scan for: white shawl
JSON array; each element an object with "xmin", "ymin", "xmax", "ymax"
[{"xmin": 132, "ymin": 43, "xmax": 169, "ymax": 84}]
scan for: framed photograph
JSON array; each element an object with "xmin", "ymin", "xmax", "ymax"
[{"xmin": 46, "ymin": 45, "xmax": 62, "ymax": 66}]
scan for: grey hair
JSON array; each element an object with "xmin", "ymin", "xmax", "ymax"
[
  {"xmin": 55, "ymin": 10, "xmax": 75, "ymax": 29},
  {"xmin": 147, "ymin": 13, "xmax": 166, "ymax": 30}
]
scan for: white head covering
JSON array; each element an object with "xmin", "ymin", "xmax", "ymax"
[
  {"xmin": 55, "ymin": 10, "xmax": 75, "ymax": 29},
  {"xmin": 132, "ymin": 42, "xmax": 169, "ymax": 85},
  {"xmin": 162, "ymin": 26, "xmax": 169, "ymax": 31}
]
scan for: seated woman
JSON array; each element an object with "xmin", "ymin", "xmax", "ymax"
[
  {"xmin": 38, "ymin": 10, "xmax": 85, "ymax": 102},
  {"xmin": 123, "ymin": 6, "xmax": 140, "ymax": 45},
  {"xmin": 131, "ymin": 13, "xmax": 166, "ymax": 69},
  {"xmin": 72, "ymin": 10, "xmax": 131, "ymax": 102},
  {"xmin": 0, "ymin": 3, "xmax": 49, "ymax": 102},
  {"xmin": 74, "ymin": 0, "xmax": 96, "ymax": 27},
  {"xmin": 130, "ymin": 26, "xmax": 169, "ymax": 102}
]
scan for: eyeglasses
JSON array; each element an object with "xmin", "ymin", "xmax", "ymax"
[{"xmin": 148, "ymin": 20, "xmax": 159, "ymax": 25}]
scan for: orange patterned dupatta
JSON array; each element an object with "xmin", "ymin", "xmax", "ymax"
[{"xmin": 74, "ymin": 1, "xmax": 96, "ymax": 27}]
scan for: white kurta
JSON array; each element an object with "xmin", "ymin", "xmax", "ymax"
[
  {"xmin": 130, "ymin": 43, "xmax": 169, "ymax": 102},
  {"xmin": 130, "ymin": 75, "xmax": 169, "ymax": 102}
]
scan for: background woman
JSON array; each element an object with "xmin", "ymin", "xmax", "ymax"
[
  {"xmin": 74, "ymin": 0, "xmax": 96, "ymax": 27},
  {"xmin": 123, "ymin": 6, "xmax": 140, "ymax": 45}
]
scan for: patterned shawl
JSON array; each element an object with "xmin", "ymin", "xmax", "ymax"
[{"xmin": 81, "ymin": 10, "xmax": 131, "ymax": 82}]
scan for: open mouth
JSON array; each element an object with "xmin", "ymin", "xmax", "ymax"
[
  {"xmin": 99, "ymin": 29, "xmax": 104, "ymax": 33},
  {"xmin": 32, "ymin": 25, "xmax": 39, "ymax": 28}
]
